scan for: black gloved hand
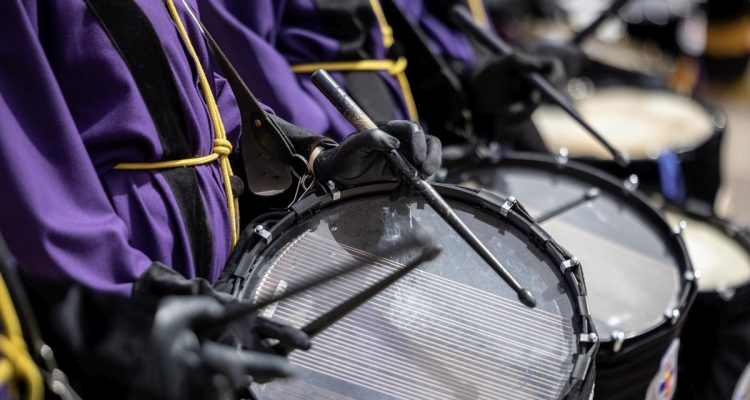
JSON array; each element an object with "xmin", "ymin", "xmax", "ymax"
[
  {"xmin": 470, "ymin": 50, "xmax": 564, "ymax": 123},
  {"xmin": 132, "ymin": 264, "xmax": 310, "ymax": 398},
  {"xmin": 137, "ymin": 296, "xmax": 305, "ymax": 400},
  {"xmin": 313, "ymin": 120, "xmax": 441, "ymax": 187}
]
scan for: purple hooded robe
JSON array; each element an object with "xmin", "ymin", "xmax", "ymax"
[
  {"xmin": 197, "ymin": 0, "xmax": 478, "ymax": 140},
  {"xmin": 0, "ymin": 0, "xmax": 252, "ymax": 295}
]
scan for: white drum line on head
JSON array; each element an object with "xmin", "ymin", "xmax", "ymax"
[
  {"xmin": 532, "ymin": 87, "xmax": 715, "ymax": 159},
  {"xmin": 263, "ymin": 261, "xmax": 574, "ymax": 355},
  {"xmin": 279, "ymin": 233, "xmax": 572, "ymax": 323},
  {"xmin": 264, "ymin": 235, "xmax": 574, "ymax": 327},
  {"xmin": 270, "ymin": 292, "xmax": 573, "ymax": 367},
  {"xmin": 290, "ymin": 338, "xmax": 566, "ymax": 400},
  {"xmin": 287, "ymin": 322, "xmax": 570, "ymax": 397}
]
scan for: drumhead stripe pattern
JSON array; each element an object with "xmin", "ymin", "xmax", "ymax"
[
  {"xmin": 254, "ymin": 232, "xmax": 575, "ymax": 399},
  {"xmin": 226, "ymin": 183, "xmax": 598, "ymax": 400}
]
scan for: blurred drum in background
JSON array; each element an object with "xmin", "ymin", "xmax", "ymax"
[
  {"xmin": 661, "ymin": 209, "xmax": 750, "ymax": 400},
  {"xmin": 221, "ymin": 183, "xmax": 597, "ymax": 400},
  {"xmin": 531, "ymin": 83, "xmax": 725, "ymax": 208},
  {"xmin": 446, "ymin": 152, "xmax": 697, "ymax": 400}
]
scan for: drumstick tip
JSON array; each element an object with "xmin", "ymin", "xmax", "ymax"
[
  {"xmin": 518, "ymin": 288, "xmax": 537, "ymax": 308},
  {"xmin": 614, "ymin": 150, "xmax": 630, "ymax": 168}
]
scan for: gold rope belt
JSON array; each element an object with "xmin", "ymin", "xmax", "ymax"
[
  {"xmin": 291, "ymin": 58, "xmax": 419, "ymax": 122},
  {"xmin": 115, "ymin": 0, "xmax": 240, "ymax": 248}
]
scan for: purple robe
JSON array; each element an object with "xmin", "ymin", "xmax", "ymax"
[
  {"xmin": 198, "ymin": 0, "xmax": 478, "ymax": 140},
  {"xmin": 0, "ymin": 0, "xmax": 243, "ymax": 295}
]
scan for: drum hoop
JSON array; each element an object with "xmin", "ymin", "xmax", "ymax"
[
  {"xmin": 228, "ymin": 181, "xmax": 599, "ymax": 395},
  {"xmin": 449, "ymin": 152, "xmax": 699, "ymax": 350},
  {"xmin": 664, "ymin": 203, "xmax": 750, "ymax": 293}
]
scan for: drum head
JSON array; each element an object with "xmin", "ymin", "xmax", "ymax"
[
  {"xmin": 532, "ymin": 87, "xmax": 715, "ymax": 159},
  {"xmin": 457, "ymin": 157, "xmax": 687, "ymax": 342},
  {"xmin": 664, "ymin": 212, "xmax": 750, "ymax": 292},
  {"xmin": 239, "ymin": 186, "xmax": 583, "ymax": 399}
]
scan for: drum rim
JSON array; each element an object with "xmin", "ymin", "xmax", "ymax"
[
  {"xmin": 447, "ymin": 151, "xmax": 698, "ymax": 350},
  {"xmin": 664, "ymin": 204, "xmax": 750, "ymax": 294},
  {"xmin": 227, "ymin": 182, "xmax": 599, "ymax": 398}
]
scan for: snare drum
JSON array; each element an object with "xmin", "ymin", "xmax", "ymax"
[
  {"xmin": 221, "ymin": 183, "xmax": 597, "ymax": 400},
  {"xmin": 531, "ymin": 84, "xmax": 725, "ymax": 206},
  {"xmin": 662, "ymin": 210, "xmax": 750, "ymax": 400},
  {"xmin": 446, "ymin": 152, "xmax": 697, "ymax": 400}
]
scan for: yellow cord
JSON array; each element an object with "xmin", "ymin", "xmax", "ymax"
[
  {"xmin": 0, "ymin": 275, "xmax": 43, "ymax": 400},
  {"xmin": 466, "ymin": 0, "xmax": 490, "ymax": 27},
  {"xmin": 116, "ymin": 0, "xmax": 238, "ymax": 247},
  {"xmin": 292, "ymin": 58, "xmax": 419, "ymax": 121},
  {"xmin": 369, "ymin": 0, "xmax": 394, "ymax": 48}
]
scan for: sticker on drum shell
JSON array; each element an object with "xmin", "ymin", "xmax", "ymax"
[
  {"xmin": 646, "ymin": 339, "xmax": 680, "ymax": 400},
  {"xmin": 733, "ymin": 363, "xmax": 750, "ymax": 400}
]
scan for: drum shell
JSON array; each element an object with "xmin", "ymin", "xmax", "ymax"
[
  {"xmin": 443, "ymin": 153, "xmax": 697, "ymax": 400},
  {"xmin": 677, "ymin": 284, "xmax": 750, "ymax": 399},
  {"xmin": 584, "ymin": 120, "xmax": 723, "ymax": 207}
]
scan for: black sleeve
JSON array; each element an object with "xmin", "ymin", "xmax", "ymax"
[
  {"xmin": 21, "ymin": 270, "xmax": 157, "ymax": 400},
  {"xmin": 269, "ymin": 114, "xmax": 338, "ymax": 158}
]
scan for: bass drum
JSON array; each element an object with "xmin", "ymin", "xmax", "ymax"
[
  {"xmin": 222, "ymin": 183, "xmax": 598, "ymax": 400},
  {"xmin": 661, "ymin": 210, "xmax": 750, "ymax": 400},
  {"xmin": 531, "ymin": 82, "xmax": 725, "ymax": 207},
  {"xmin": 446, "ymin": 152, "xmax": 696, "ymax": 400}
]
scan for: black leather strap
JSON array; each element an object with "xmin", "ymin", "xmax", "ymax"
[{"xmin": 84, "ymin": 0, "xmax": 213, "ymax": 278}]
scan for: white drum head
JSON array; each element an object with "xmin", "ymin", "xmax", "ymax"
[
  {"xmin": 533, "ymin": 87, "xmax": 715, "ymax": 159},
  {"xmin": 665, "ymin": 212, "xmax": 750, "ymax": 292}
]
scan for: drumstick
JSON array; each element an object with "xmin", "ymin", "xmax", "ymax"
[
  {"xmin": 200, "ymin": 230, "xmax": 431, "ymax": 329},
  {"xmin": 311, "ymin": 69, "xmax": 537, "ymax": 308},
  {"xmin": 571, "ymin": 0, "xmax": 632, "ymax": 44},
  {"xmin": 449, "ymin": 5, "xmax": 630, "ymax": 168},
  {"xmin": 274, "ymin": 244, "xmax": 443, "ymax": 355}
]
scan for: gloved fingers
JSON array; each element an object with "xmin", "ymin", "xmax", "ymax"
[
  {"xmin": 420, "ymin": 136, "xmax": 442, "ymax": 178},
  {"xmin": 201, "ymin": 342, "xmax": 298, "ymax": 384},
  {"xmin": 346, "ymin": 129, "xmax": 400, "ymax": 153},
  {"xmin": 133, "ymin": 262, "xmax": 235, "ymax": 304},
  {"xmin": 379, "ymin": 120, "xmax": 427, "ymax": 165},
  {"xmin": 256, "ymin": 318, "xmax": 311, "ymax": 350},
  {"xmin": 154, "ymin": 296, "xmax": 226, "ymax": 330}
]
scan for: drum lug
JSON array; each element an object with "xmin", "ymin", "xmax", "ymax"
[
  {"xmin": 579, "ymin": 332, "xmax": 598, "ymax": 344},
  {"xmin": 623, "ymin": 174, "xmax": 640, "ymax": 192},
  {"xmin": 560, "ymin": 257, "xmax": 580, "ymax": 274},
  {"xmin": 611, "ymin": 330, "xmax": 625, "ymax": 353},
  {"xmin": 500, "ymin": 196, "xmax": 517, "ymax": 217},
  {"xmin": 555, "ymin": 148, "xmax": 570, "ymax": 166},
  {"xmin": 717, "ymin": 287, "xmax": 736, "ymax": 302},
  {"xmin": 673, "ymin": 220, "xmax": 688, "ymax": 236},
  {"xmin": 665, "ymin": 308, "xmax": 680, "ymax": 325},
  {"xmin": 253, "ymin": 225, "xmax": 273, "ymax": 245},
  {"xmin": 684, "ymin": 270, "xmax": 699, "ymax": 282}
]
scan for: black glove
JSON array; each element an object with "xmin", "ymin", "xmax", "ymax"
[
  {"xmin": 470, "ymin": 50, "xmax": 564, "ymax": 123},
  {"xmin": 313, "ymin": 120, "xmax": 441, "ymax": 187},
  {"xmin": 132, "ymin": 264, "xmax": 311, "ymax": 397},
  {"xmin": 136, "ymin": 296, "xmax": 305, "ymax": 400}
]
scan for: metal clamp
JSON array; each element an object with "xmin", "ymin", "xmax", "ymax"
[
  {"xmin": 665, "ymin": 308, "xmax": 681, "ymax": 325},
  {"xmin": 500, "ymin": 196, "xmax": 517, "ymax": 217},
  {"xmin": 253, "ymin": 225, "xmax": 273, "ymax": 245},
  {"xmin": 579, "ymin": 332, "xmax": 599, "ymax": 344},
  {"xmin": 611, "ymin": 330, "xmax": 625, "ymax": 353},
  {"xmin": 560, "ymin": 257, "xmax": 580, "ymax": 274}
]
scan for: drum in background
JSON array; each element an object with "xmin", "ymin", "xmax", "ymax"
[
  {"xmin": 661, "ymin": 210, "xmax": 750, "ymax": 400},
  {"xmin": 223, "ymin": 183, "xmax": 597, "ymax": 400},
  {"xmin": 446, "ymin": 152, "xmax": 696, "ymax": 400},
  {"xmin": 531, "ymin": 84, "xmax": 725, "ymax": 207}
]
